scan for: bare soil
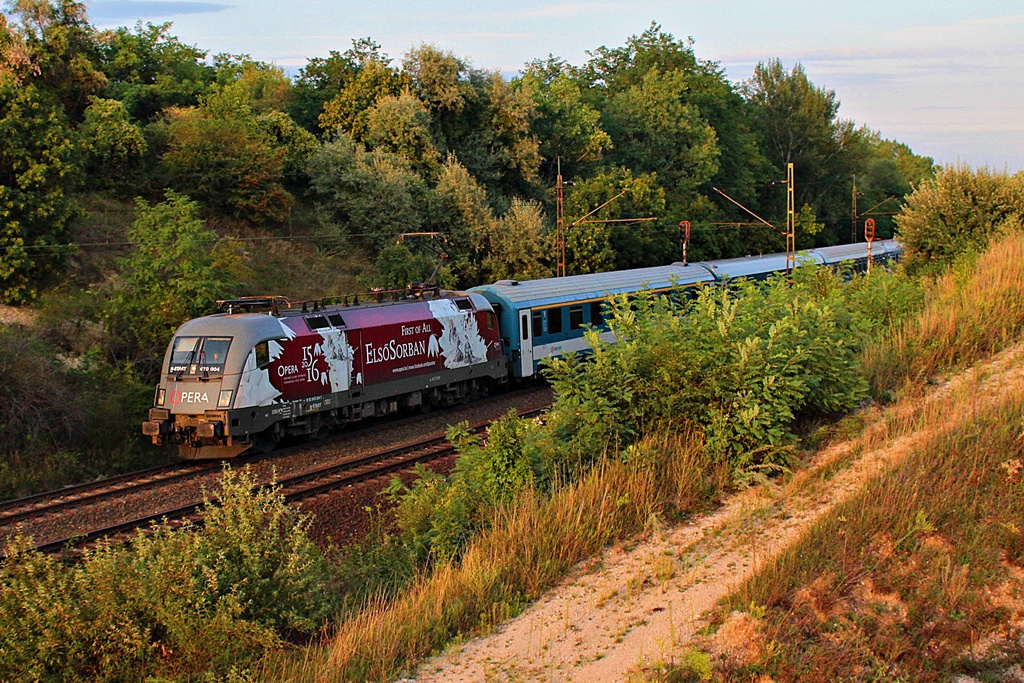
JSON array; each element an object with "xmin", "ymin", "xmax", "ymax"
[{"xmin": 411, "ymin": 343, "xmax": 1024, "ymax": 682}]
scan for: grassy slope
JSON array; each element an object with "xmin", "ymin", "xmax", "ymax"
[{"xmin": 660, "ymin": 232, "xmax": 1024, "ymax": 682}]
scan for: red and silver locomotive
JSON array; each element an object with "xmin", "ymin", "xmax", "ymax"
[{"xmin": 142, "ymin": 292, "xmax": 506, "ymax": 459}]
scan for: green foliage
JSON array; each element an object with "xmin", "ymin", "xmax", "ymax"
[
  {"xmin": 3, "ymin": 0, "xmax": 107, "ymax": 121},
  {"xmin": 895, "ymin": 165, "xmax": 1024, "ymax": 270},
  {"xmin": 158, "ymin": 86, "xmax": 293, "ymax": 224},
  {"xmin": 364, "ymin": 90, "xmax": 440, "ymax": 173},
  {"xmin": 306, "ymin": 134, "xmax": 427, "ymax": 249},
  {"xmin": 545, "ymin": 265, "xmax": 876, "ymax": 471},
  {"xmin": 102, "ymin": 190, "xmax": 237, "ymax": 366},
  {"xmin": 97, "ymin": 20, "xmax": 214, "ymax": 122},
  {"xmin": 0, "ymin": 467, "xmax": 335, "ymax": 681},
  {"xmin": 388, "ymin": 411, "xmax": 535, "ymax": 565},
  {"xmin": 78, "ymin": 95, "xmax": 146, "ymax": 194},
  {"xmin": 290, "ymin": 37, "xmax": 397, "ymax": 133},
  {"xmin": 602, "ymin": 67, "xmax": 720, "ymax": 196},
  {"xmin": 564, "ymin": 166, "xmax": 669, "ymax": 272},
  {"xmin": 0, "ymin": 75, "xmax": 80, "ymax": 303},
  {"xmin": 318, "ymin": 58, "xmax": 410, "ymax": 139}
]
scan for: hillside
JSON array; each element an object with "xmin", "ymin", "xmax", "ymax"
[{"xmin": 410, "ymin": 341, "xmax": 1024, "ymax": 682}]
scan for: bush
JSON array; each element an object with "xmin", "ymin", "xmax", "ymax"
[
  {"xmin": 544, "ymin": 265, "xmax": 882, "ymax": 473},
  {"xmin": 896, "ymin": 165, "xmax": 1024, "ymax": 271},
  {"xmin": 0, "ymin": 468, "xmax": 335, "ymax": 682}
]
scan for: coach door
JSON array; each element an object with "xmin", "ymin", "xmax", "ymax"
[{"xmin": 519, "ymin": 310, "xmax": 534, "ymax": 377}]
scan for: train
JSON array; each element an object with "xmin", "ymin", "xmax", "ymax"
[{"xmin": 142, "ymin": 240, "xmax": 902, "ymax": 459}]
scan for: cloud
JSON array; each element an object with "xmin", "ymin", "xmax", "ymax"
[{"xmin": 88, "ymin": 1, "xmax": 232, "ymax": 22}]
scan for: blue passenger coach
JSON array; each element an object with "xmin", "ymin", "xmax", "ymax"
[
  {"xmin": 470, "ymin": 264, "xmax": 715, "ymax": 378},
  {"xmin": 470, "ymin": 239, "xmax": 902, "ymax": 379}
]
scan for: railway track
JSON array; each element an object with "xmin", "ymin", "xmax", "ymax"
[
  {"xmin": 0, "ymin": 461, "xmax": 220, "ymax": 528},
  {"xmin": 24, "ymin": 405, "xmax": 546, "ymax": 557}
]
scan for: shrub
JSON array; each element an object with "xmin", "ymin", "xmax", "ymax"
[
  {"xmin": 0, "ymin": 468, "xmax": 335, "ymax": 682},
  {"xmin": 896, "ymin": 165, "xmax": 1024, "ymax": 271}
]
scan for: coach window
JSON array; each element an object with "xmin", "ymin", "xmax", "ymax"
[
  {"xmin": 590, "ymin": 301, "xmax": 604, "ymax": 327},
  {"xmin": 532, "ymin": 310, "xmax": 543, "ymax": 337},
  {"xmin": 547, "ymin": 307, "xmax": 563, "ymax": 334},
  {"xmin": 569, "ymin": 305, "xmax": 584, "ymax": 331}
]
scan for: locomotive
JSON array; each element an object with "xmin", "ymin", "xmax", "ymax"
[{"xmin": 142, "ymin": 240, "xmax": 901, "ymax": 459}]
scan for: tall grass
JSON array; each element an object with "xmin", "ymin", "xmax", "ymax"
[
  {"xmin": 864, "ymin": 230, "xmax": 1024, "ymax": 395},
  {"xmin": 276, "ymin": 432, "xmax": 724, "ymax": 682}
]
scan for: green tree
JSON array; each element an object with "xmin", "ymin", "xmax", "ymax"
[
  {"xmin": 318, "ymin": 58, "xmax": 410, "ymax": 139},
  {"xmin": 518, "ymin": 64, "xmax": 611, "ymax": 182},
  {"xmin": 290, "ymin": 37, "xmax": 393, "ymax": 133},
  {"xmin": 78, "ymin": 96, "xmax": 146, "ymax": 195},
  {"xmin": 103, "ymin": 191, "xmax": 236, "ymax": 364},
  {"xmin": 602, "ymin": 67, "xmax": 720, "ymax": 197},
  {"xmin": 158, "ymin": 86, "xmax": 291, "ymax": 224},
  {"xmin": 0, "ymin": 76, "xmax": 79, "ymax": 303},
  {"xmin": 97, "ymin": 21, "xmax": 214, "ymax": 122},
  {"xmin": 364, "ymin": 90, "xmax": 440, "ymax": 173},
  {"xmin": 306, "ymin": 134, "xmax": 427, "ymax": 249},
  {"xmin": 564, "ymin": 167, "xmax": 667, "ymax": 273},
  {"xmin": 2, "ymin": 0, "xmax": 106, "ymax": 121}
]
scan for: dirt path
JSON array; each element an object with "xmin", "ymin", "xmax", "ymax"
[{"xmin": 411, "ymin": 343, "xmax": 1024, "ymax": 682}]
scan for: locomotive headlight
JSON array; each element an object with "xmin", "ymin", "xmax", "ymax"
[
  {"xmin": 156, "ymin": 387, "xmax": 166, "ymax": 407},
  {"xmin": 217, "ymin": 389, "xmax": 233, "ymax": 408}
]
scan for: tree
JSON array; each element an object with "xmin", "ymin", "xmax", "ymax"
[
  {"xmin": 317, "ymin": 58, "xmax": 409, "ymax": 139},
  {"xmin": 0, "ymin": 76, "xmax": 79, "ymax": 303},
  {"xmin": 518, "ymin": 66, "xmax": 611, "ymax": 182},
  {"xmin": 97, "ymin": 21, "xmax": 214, "ymax": 122},
  {"xmin": 364, "ymin": 90, "xmax": 440, "ymax": 173},
  {"xmin": 2, "ymin": 0, "xmax": 106, "ymax": 121},
  {"xmin": 158, "ymin": 86, "xmax": 292, "ymax": 224},
  {"xmin": 306, "ymin": 135, "xmax": 427, "ymax": 249},
  {"xmin": 103, "ymin": 191, "xmax": 237, "ymax": 364},
  {"xmin": 290, "ymin": 37, "xmax": 393, "ymax": 133},
  {"xmin": 78, "ymin": 96, "xmax": 146, "ymax": 196},
  {"xmin": 601, "ymin": 67, "xmax": 720, "ymax": 197},
  {"xmin": 564, "ymin": 167, "xmax": 668, "ymax": 273},
  {"xmin": 743, "ymin": 59, "xmax": 858, "ymax": 240}
]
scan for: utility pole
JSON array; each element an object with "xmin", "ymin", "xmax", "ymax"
[
  {"xmin": 786, "ymin": 162, "xmax": 795, "ymax": 274},
  {"xmin": 556, "ymin": 158, "xmax": 566, "ymax": 278},
  {"xmin": 851, "ymin": 175, "xmax": 858, "ymax": 243}
]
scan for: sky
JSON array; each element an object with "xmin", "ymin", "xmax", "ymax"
[{"xmin": 86, "ymin": 0, "xmax": 1024, "ymax": 172}]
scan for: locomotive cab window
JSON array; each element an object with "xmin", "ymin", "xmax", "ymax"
[
  {"xmin": 197, "ymin": 337, "xmax": 231, "ymax": 374},
  {"xmin": 169, "ymin": 337, "xmax": 200, "ymax": 374},
  {"xmin": 328, "ymin": 313, "xmax": 345, "ymax": 327},
  {"xmin": 169, "ymin": 336, "xmax": 231, "ymax": 375},
  {"xmin": 455, "ymin": 298, "xmax": 474, "ymax": 311}
]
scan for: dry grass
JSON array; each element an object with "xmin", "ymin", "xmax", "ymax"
[
  {"xmin": 864, "ymin": 230, "xmax": 1024, "ymax": 396},
  {"xmin": 273, "ymin": 433, "xmax": 723, "ymax": 682}
]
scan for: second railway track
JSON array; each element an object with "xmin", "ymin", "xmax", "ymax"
[{"xmin": 22, "ymin": 404, "xmax": 546, "ymax": 557}]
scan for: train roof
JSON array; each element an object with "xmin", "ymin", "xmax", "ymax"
[{"xmin": 469, "ymin": 263, "xmax": 716, "ymax": 308}]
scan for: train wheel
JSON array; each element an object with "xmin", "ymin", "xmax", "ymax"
[{"xmin": 251, "ymin": 430, "xmax": 278, "ymax": 455}]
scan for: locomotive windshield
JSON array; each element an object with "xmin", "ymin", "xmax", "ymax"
[{"xmin": 168, "ymin": 336, "xmax": 232, "ymax": 375}]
